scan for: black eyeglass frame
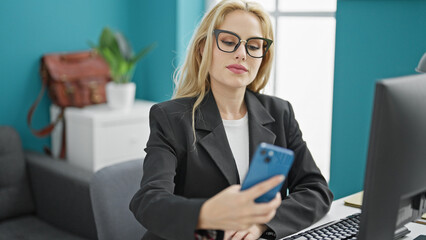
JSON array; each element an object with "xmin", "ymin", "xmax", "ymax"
[{"xmin": 213, "ymin": 29, "xmax": 273, "ymax": 58}]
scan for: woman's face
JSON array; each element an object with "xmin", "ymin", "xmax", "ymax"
[{"xmin": 209, "ymin": 10, "xmax": 264, "ymax": 94}]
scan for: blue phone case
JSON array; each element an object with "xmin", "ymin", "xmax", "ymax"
[{"xmin": 241, "ymin": 142, "xmax": 294, "ymax": 203}]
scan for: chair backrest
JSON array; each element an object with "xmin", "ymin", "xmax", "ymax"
[
  {"xmin": 0, "ymin": 126, "xmax": 34, "ymax": 221},
  {"xmin": 90, "ymin": 159, "xmax": 146, "ymax": 240}
]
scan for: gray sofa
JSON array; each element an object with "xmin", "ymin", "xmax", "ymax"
[{"xmin": 0, "ymin": 126, "xmax": 97, "ymax": 239}]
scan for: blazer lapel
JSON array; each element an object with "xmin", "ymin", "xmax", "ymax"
[
  {"xmin": 195, "ymin": 91, "xmax": 239, "ymax": 185},
  {"xmin": 194, "ymin": 90, "xmax": 277, "ymax": 185},
  {"xmin": 245, "ymin": 91, "xmax": 276, "ymax": 161}
]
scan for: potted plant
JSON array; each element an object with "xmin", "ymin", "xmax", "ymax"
[{"xmin": 90, "ymin": 27, "xmax": 156, "ymax": 110}]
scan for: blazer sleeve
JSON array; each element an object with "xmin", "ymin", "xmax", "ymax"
[
  {"xmin": 129, "ymin": 104, "xmax": 206, "ymax": 240},
  {"xmin": 267, "ymin": 102, "xmax": 334, "ymax": 238}
]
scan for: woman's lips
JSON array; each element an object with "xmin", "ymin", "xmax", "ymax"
[{"xmin": 226, "ymin": 64, "xmax": 248, "ymax": 74}]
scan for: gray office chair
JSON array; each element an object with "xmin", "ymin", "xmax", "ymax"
[{"xmin": 90, "ymin": 159, "xmax": 146, "ymax": 240}]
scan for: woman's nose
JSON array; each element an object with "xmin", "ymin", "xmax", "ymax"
[{"xmin": 234, "ymin": 41, "xmax": 247, "ymax": 60}]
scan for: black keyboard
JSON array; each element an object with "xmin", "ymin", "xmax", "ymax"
[{"xmin": 281, "ymin": 213, "xmax": 410, "ymax": 240}]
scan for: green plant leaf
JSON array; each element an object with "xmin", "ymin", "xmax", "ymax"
[
  {"xmin": 99, "ymin": 28, "xmax": 113, "ymax": 47},
  {"xmin": 103, "ymin": 48, "xmax": 121, "ymax": 78},
  {"xmin": 89, "ymin": 26, "xmax": 156, "ymax": 83},
  {"xmin": 132, "ymin": 42, "xmax": 157, "ymax": 64},
  {"xmin": 115, "ymin": 32, "xmax": 133, "ymax": 61},
  {"xmin": 99, "ymin": 27, "xmax": 121, "ymax": 57}
]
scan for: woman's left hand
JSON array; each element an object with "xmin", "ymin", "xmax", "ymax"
[{"xmin": 224, "ymin": 224, "xmax": 268, "ymax": 240}]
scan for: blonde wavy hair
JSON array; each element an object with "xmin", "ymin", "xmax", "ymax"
[{"xmin": 173, "ymin": 0, "xmax": 274, "ymax": 136}]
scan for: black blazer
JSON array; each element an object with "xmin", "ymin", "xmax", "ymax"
[{"xmin": 130, "ymin": 90, "xmax": 333, "ymax": 240}]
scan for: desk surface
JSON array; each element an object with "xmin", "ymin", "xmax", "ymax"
[{"xmin": 280, "ymin": 195, "xmax": 425, "ymax": 239}]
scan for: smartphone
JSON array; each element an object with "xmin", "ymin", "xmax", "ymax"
[{"xmin": 241, "ymin": 142, "xmax": 294, "ymax": 203}]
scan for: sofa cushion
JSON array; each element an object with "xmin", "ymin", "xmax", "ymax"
[
  {"xmin": 0, "ymin": 216, "xmax": 87, "ymax": 240},
  {"xmin": 0, "ymin": 126, "xmax": 34, "ymax": 220}
]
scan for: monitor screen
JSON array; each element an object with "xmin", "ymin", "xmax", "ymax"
[{"xmin": 358, "ymin": 74, "xmax": 426, "ymax": 239}]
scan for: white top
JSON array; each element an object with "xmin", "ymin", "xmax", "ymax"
[{"xmin": 222, "ymin": 113, "xmax": 250, "ymax": 182}]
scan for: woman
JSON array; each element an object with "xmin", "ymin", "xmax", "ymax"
[{"xmin": 130, "ymin": 1, "xmax": 333, "ymax": 239}]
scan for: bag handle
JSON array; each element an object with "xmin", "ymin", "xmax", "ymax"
[
  {"xmin": 27, "ymin": 64, "xmax": 66, "ymax": 158},
  {"xmin": 42, "ymin": 116, "xmax": 66, "ymax": 159},
  {"xmin": 27, "ymin": 65, "xmax": 63, "ymax": 136}
]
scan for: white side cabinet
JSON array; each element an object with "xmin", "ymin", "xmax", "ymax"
[{"xmin": 51, "ymin": 100, "xmax": 155, "ymax": 172}]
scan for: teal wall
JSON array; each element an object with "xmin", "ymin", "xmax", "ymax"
[
  {"xmin": 329, "ymin": 0, "xmax": 426, "ymax": 199},
  {"xmin": 128, "ymin": 0, "xmax": 204, "ymax": 101},
  {"xmin": 0, "ymin": 0, "xmax": 204, "ymax": 152},
  {"xmin": 129, "ymin": 0, "xmax": 176, "ymax": 102},
  {"xmin": 177, "ymin": 0, "xmax": 205, "ymax": 66}
]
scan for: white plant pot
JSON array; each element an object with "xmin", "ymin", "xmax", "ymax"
[{"xmin": 106, "ymin": 82, "xmax": 136, "ymax": 110}]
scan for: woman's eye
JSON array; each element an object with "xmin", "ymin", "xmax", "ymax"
[
  {"xmin": 247, "ymin": 45, "xmax": 260, "ymax": 51},
  {"xmin": 221, "ymin": 40, "xmax": 236, "ymax": 46}
]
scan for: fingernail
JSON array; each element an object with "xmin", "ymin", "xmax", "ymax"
[{"xmin": 278, "ymin": 175, "xmax": 285, "ymax": 181}]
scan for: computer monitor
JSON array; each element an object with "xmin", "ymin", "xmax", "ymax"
[{"xmin": 358, "ymin": 74, "xmax": 426, "ymax": 239}]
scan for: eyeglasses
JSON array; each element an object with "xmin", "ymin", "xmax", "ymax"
[{"xmin": 213, "ymin": 29, "xmax": 273, "ymax": 58}]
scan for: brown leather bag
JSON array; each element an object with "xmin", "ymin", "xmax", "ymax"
[
  {"xmin": 42, "ymin": 51, "xmax": 110, "ymax": 107},
  {"xmin": 27, "ymin": 50, "xmax": 111, "ymax": 158}
]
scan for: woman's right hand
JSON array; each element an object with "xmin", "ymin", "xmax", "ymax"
[{"xmin": 197, "ymin": 175, "xmax": 284, "ymax": 231}]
